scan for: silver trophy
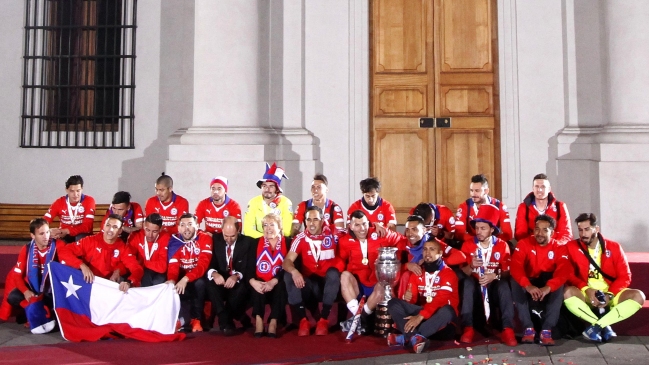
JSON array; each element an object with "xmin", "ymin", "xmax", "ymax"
[{"xmin": 374, "ymin": 247, "xmax": 400, "ymax": 336}]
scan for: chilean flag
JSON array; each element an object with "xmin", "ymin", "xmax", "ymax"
[{"xmin": 49, "ymin": 262, "xmax": 185, "ymax": 342}]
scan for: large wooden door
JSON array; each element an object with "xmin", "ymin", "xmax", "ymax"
[{"xmin": 371, "ymin": 0, "xmax": 500, "ymax": 223}]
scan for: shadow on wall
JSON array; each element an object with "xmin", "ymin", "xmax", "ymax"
[{"xmin": 117, "ymin": 0, "xmax": 195, "ymax": 205}]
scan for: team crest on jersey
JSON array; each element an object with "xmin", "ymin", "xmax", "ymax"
[
  {"xmin": 223, "ymin": 210, "xmax": 229, "ymax": 217},
  {"xmin": 503, "ymin": 205, "xmax": 508, "ymax": 212},
  {"xmin": 377, "ymin": 213, "xmax": 384, "ymax": 221},
  {"xmin": 113, "ymin": 249, "xmax": 119, "ymax": 258},
  {"xmin": 272, "ymin": 266, "xmax": 282, "ymax": 276},
  {"xmin": 269, "ymin": 202, "xmax": 277, "ymax": 209},
  {"xmin": 334, "ymin": 205, "xmax": 342, "ymax": 212},
  {"xmin": 324, "ymin": 213, "xmax": 330, "ymax": 220},
  {"xmin": 371, "ymin": 232, "xmax": 378, "ymax": 240},
  {"xmin": 449, "ymin": 217, "xmax": 456, "ymax": 224},
  {"xmin": 78, "ymin": 206, "xmax": 85, "ymax": 213},
  {"xmin": 194, "ymin": 247, "xmax": 200, "ymax": 255},
  {"xmin": 258, "ymin": 260, "xmax": 271, "ymax": 273},
  {"xmin": 494, "ymin": 252, "xmax": 501, "ymax": 260},
  {"xmin": 551, "ymin": 205, "xmax": 557, "ymax": 212},
  {"xmin": 322, "ymin": 237, "xmax": 333, "ymax": 249},
  {"xmin": 434, "ymin": 276, "xmax": 440, "ymax": 284},
  {"xmin": 171, "ymin": 208, "xmax": 178, "ymax": 215},
  {"xmin": 152, "ymin": 243, "xmax": 158, "ymax": 251},
  {"xmin": 548, "ymin": 251, "xmax": 554, "ymax": 259},
  {"xmin": 606, "ymin": 250, "xmax": 611, "ymax": 257}
]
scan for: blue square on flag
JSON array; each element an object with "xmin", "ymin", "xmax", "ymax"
[{"xmin": 50, "ymin": 262, "xmax": 92, "ymax": 318}]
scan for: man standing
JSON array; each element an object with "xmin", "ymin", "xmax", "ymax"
[
  {"xmin": 515, "ymin": 174, "xmax": 571, "ymax": 244},
  {"xmin": 459, "ymin": 204, "xmax": 517, "ymax": 346},
  {"xmin": 101, "ymin": 191, "xmax": 144, "ymax": 240},
  {"xmin": 45, "ymin": 175, "xmax": 96, "ymax": 243},
  {"xmin": 145, "ymin": 173, "xmax": 189, "ymax": 235},
  {"xmin": 347, "ymin": 177, "xmax": 397, "ymax": 231},
  {"xmin": 206, "ymin": 216, "xmax": 255, "ymax": 336},
  {"xmin": 243, "ymin": 162, "xmax": 293, "ymax": 238},
  {"xmin": 283, "ymin": 206, "xmax": 343, "ymax": 336},
  {"xmin": 58, "ymin": 214, "xmax": 143, "ymax": 291},
  {"xmin": 455, "ymin": 174, "xmax": 513, "ymax": 242},
  {"xmin": 410, "ymin": 203, "xmax": 456, "ymax": 242},
  {"xmin": 166, "ymin": 213, "xmax": 213, "ymax": 332},
  {"xmin": 127, "ymin": 213, "xmax": 170, "ymax": 287},
  {"xmin": 563, "ymin": 213, "xmax": 645, "ymax": 342},
  {"xmin": 291, "ymin": 174, "xmax": 345, "ymax": 236},
  {"xmin": 510, "ymin": 215, "xmax": 570, "ymax": 345},
  {"xmin": 386, "ymin": 240, "xmax": 459, "ymax": 354},
  {"xmin": 195, "ymin": 176, "xmax": 242, "ymax": 235}
]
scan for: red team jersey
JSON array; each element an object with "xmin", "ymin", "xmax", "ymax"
[
  {"xmin": 293, "ymin": 199, "xmax": 344, "ymax": 228},
  {"xmin": 510, "ymin": 236, "xmax": 570, "ymax": 292},
  {"xmin": 338, "ymin": 227, "xmax": 404, "ymax": 287},
  {"xmin": 460, "ymin": 236, "xmax": 511, "ymax": 279},
  {"xmin": 408, "ymin": 203, "xmax": 456, "ymax": 240},
  {"xmin": 167, "ymin": 231, "xmax": 213, "ymax": 282},
  {"xmin": 289, "ymin": 226, "xmax": 344, "ymax": 278},
  {"xmin": 44, "ymin": 195, "xmax": 96, "ymax": 236},
  {"xmin": 100, "ymin": 202, "xmax": 145, "ymax": 230},
  {"xmin": 145, "ymin": 193, "xmax": 189, "ymax": 235},
  {"xmin": 347, "ymin": 198, "xmax": 397, "ymax": 228},
  {"xmin": 514, "ymin": 192, "xmax": 572, "ymax": 245},
  {"xmin": 405, "ymin": 265, "xmax": 459, "ymax": 318},
  {"xmin": 127, "ymin": 230, "xmax": 171, "ymax": 274},
  {"xmin": 194, "ymin": 196, "xmax": 242, "ymax": 234},
  {"xmin": 454, "ymin": 197, "xmax": 513, "ymax": 242},
  {"xmin": 58, "ymin": 233, "xmax": 143, "ymax": 286}
]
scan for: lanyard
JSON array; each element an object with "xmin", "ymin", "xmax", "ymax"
[
  {"xmin": 66, "ymin": 197, "xmax": 81, "ymax": 223},
  {"xmin": 359, "ymin": 239, "xmax": 368, "ymax": 265},
  {"xmin": 588, "ymin": 242, "xmax": 601, "ymax": 273},
  {"xmin": 143, "ymin": 236, "xmax": 159, "ymax": 261},
  {"xmin": 305, "ymin": 236, "xmax": 322, "ymax": 263}
]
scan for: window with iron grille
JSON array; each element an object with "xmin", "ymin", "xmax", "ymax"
[{"xmin": 21, "ymin": 0, "xmax": 137, "ymax": 148}]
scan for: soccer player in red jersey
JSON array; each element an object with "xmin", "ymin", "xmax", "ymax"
[
  {"xmin": 127, "ymin": 213, "xmax": 170, "ymax": 287},
  {"xmin": 515, "ymin": 174, "xmax": 571, "ymax": 245},
  {"xmin": 410, "ymin": 203, "xmax": 456, "ymax": 242},
  {"xmin": 101, "ymin": 191, "xmax": 144, "ymax": 241},
  {"xmin": 291, "ymin": 174, "xmax": 345, "ymax": 236},
  {"xmin": 454, "ymin": 174, "xmax": 513, "ymax": 242},
  {"xmin": 45, "ymin": 175, "xmax": 96, "ymax": 243},
  {"xmin": 145, "ymin": 173, "xmax": 189, "ymax": 235},
  {"xmin": 195, "ymin": 176, "xmax": 242, "ymax": 235},
  {"xmin": 347, "ymin": 177, "xmax": 397, "ymax": 231},
  {"xmin": 58, "ymin": 214, "xmax": 143, "ymax": 292}
]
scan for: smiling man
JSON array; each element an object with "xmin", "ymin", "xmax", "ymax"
[
  {"xmin": 44, "ymin": 175, "xmax": 96, "ymax": 243},
  {"xmin": 291, "ymin": 174, "xmax": 344, "ymax": 236},
  {"xmin": 347, "ymin": 177, "xmax": 396, "ymax": 231},
  {"xmin": 195, "ymin": 176, "xmax": 242, "ymax": 235},
  {"xmin": 243, "ymin": 163, "xmax": 293, "ymax": 238}
]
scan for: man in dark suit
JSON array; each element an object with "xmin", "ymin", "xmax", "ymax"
[{"xmin": 206, "ymin": 216, "xmax": 255, "ymax": 335}]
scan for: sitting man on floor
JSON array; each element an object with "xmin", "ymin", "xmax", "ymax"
[
  {"xmin": 510, "ymin": 215, "xmax": 570, "ymax": 345},
  {"xmin": 386, "ymin": 239, "xmax": 459, "ymax": 354},
  {"xmin": 127, "ymin": 213, "xmax": 170, "ymax": 287},
  {"xmin": 563, "ymin": 213, "xmax": 646, "ymax": 342},
  {"xmin": 45, "ymin": 174, "xmax": 96, "ymax": 243}
]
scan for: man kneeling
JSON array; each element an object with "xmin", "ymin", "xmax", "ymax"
[{"xmin": 386, "ymin": 240, "xmax": 458, "ymax": 354}]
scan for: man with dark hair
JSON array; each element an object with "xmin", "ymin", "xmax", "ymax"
[
  {"xmin": 145, "ymin": 173, "xmax": 190, "ymax": 235},
  {"xmin": 127, "ymin": 213, "xmax": 170, "ymax": 287},
  {"xmin": 195, "ymin": 176, "xmax": 242, "ymax": 235},
  {"xmin": 459, "ymin": 204, "xmax": 516, "ymax": 346},
  {"xmin": 58, "ymin": 214, "xmax": 143, "ymax": 293},
  {"xmin": 291, "ymin": 174, "xmax": 345, "ymax": 236},
  {"xmin": 455, "ymin": 174, "xmax": 513, "ymax": 242},
  {"xmin": 206, "ymin": 216, "xmax": 256, "ymax": 336},
  {"xmin": 102, "ymin": 191, "xmax": 144, "ymax": 240},
  {"xmin": 410, "ymin": 202, "xmax": 456, "ymax": 242},
  {"xmin": 166, "ymin": 213, "xmax": 213, "ymax": 332},
  {"xmin": 283, "ymin": 205, "xmax": 343, "ymax": 336},
  {"xmin": 510, "ymin": 215, "xmax": 570, "ymax": 345},
  {"xmin": 347, "ymin": 177, "xmax": 397, "ymax": 231},
  {"xmin": 386, "ymin": 240, "xmax": 459, "ymax": 354},
  {"xmin": 563, "ymin": 213, "xmax": 645, "ymax": 342},
  {"xmin": 244, "ymin": 162, "xmax": 293, "ymax": 238},
  {"xmin": 45, "ymin": 175, "xmax": 96, "ymax": 243},
  {"xmin": 515, "ymin": 174, "xmax": 571, "ymax": 244}
]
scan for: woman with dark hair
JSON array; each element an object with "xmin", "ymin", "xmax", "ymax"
[{"xmin": 249, "ymin": 213, "xmax": 288, "ymax": 338}]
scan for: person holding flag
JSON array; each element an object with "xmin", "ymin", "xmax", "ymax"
[{"xmin": 459, "ymin": 204, "xmax": 516, "ymax": 346}]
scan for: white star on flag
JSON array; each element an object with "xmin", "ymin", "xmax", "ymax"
[{"xmin": 61, "ymin": 275, "xmax": 82, "ymax": 299}]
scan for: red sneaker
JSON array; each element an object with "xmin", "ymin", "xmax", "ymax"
[
  {"xmin": 521, "ymin": 327, "xmax": 536, "ymax": 343},
  {"xmin": 315, "ymin": 318, "xmax": 329, "ymax": 336},
  {"xmin": 501, "ymin": 327, "xmax": 517, "ymax": 346},
  {"xmin": 460, "ymin": 326, "xmax": 474, "ymax": 343},
  {"xmin": 540, "ymin": 330, "xmax": 555, "ymax": 346},
  {"xmin": 190, "ymin": 318, "xmax": 203, "ymax": 332},
  {"xmin": 298, "ymin": 318, "xmax": 311, "ymax": 336}
]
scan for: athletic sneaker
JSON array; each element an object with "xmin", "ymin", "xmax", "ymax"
[
  {"xmin": 500, "ymin": 327, "xmax": 517, "ymax": 346},
  {"xmin": 539, "ymin": 330, "xmax": 555, "ymax": 346},
  {"xmin": 521, "ymin": 327, "xmax": 536, "ymax": 343},
  {"xmin": 460, "ymin": 326, "xmax": 474, "ymax": 343},
  {"xmin": 386, "ymin": 333, "xmax": 405, "ymax": 347},
  {"xmin": 298, "ymin": 318, "xmax": 311, "ymax": 336},
  {"xmin": 315, "ymin": 318, "xmax": 329, "ymax": 336},
  {"xmin": 582, "ymin": 324, "xmax": 603, "ymax": 342},
  {"xmin": 601, "ymin": 325, "xmax": 617, "ymax": 342},
  {"xmin": 190, "ymin": 318, "xmax": 203, "ymax": 332},
  {"xmin": 410, "ymin": 334, "xmax": 430, "ymax": 354}
]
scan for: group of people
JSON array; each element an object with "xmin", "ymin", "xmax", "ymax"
[{"xmin": 1, "ymin": 164, "xmax": 645, "ymax": 355}]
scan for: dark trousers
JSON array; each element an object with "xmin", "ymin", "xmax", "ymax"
[
  {"xmin": 206, "ymin": 279, "xmax": 250, "ymax": 329},
  {"xmin": 179, "ymin": 277, "xmax": 207, "ymax": 320},
  {"xmin": 461, "ymin": 275, "xmax": 514, "ymax": 329},
  {"xmin": 284, "ymin": 267, "xmax": 340, "ymax": 308},
  {"xmin": 511, "ymin": 275, "xmax": 563, "ymax": 331},
  {"xmin": 251, "ymin": 278, "xmax": 286, "ymax": 321},
  {"xmin": 62, "ymin": 233, "xmax": 91, "ymax": 244},
  {"xmin": 7, "ymin": 288, "xmax": 53, "ymax": 309},
  {"xmin": 387, "ymin": 299, "xmax": 456, "ymax": 338},
  {"xmin": 141, "ymin": 268, "xmax": 167, "ymax": 287}
]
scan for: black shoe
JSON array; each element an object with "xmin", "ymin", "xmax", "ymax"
[
  {"xmin": 267, "ymin": 332, "xmax": 277, "ymax": 339},
  {"xmin": 254, "ymin": 331, "xmax": 265, "ymax": 338},
  {"xmin": 222, "ymin": 327, "xmax": 236, "ymax": 337}
]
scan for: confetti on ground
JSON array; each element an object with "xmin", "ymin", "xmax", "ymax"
[
  {"xmin": 454, "ymin": 340, "xmax": 460, "ymax": 345},
  {"xmin": 468, "ymin": 354, "xmax": 474, "ymax": 359},
  {"xmin": 467, "ymin": 347, "xmax": 473, "ymax": 351},
  {"xmin": 518, "ymin": 350, "xmax": 526, "ymax": 355},
  {"xmin": 459, "ymin": 355, "xmax": 465, "ymax": 359},
  {"xmin": 510, "ymin": 350, "xmax": 515, "ymax": 352}
]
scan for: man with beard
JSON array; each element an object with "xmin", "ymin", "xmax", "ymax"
[
  {"xmin": 195, "ymin": 176, "xmax": 242, "ymax": 235},
  {"xmin": 145, "ymin": 173, "xmax": 190, "ymax": 235},
  {"xmin": 127, "ymin": 213, "xmax": 170, "ymax": 287},
  {"xmin": 515, "ymin": 174, "xmax": 571, "ymax": 244},
  {"xmin": 283, "ymin": 206, "xmax": 343, "ymax": 336},
  {"xmin": 510, "ymin": 215, "xmax": 570, "ymax": 345},
  {"xmin": 291, "ymin": 174, "xmax": 345, "ymax": 236},
  {"xmin": 563, "ymin": 213, "xmax": 645, "ymax": 342},
  {"xmin": 244, "ymin": 163, "xmax": 293, "ymax": 238},
  {"xmin": 347, "ymin": 177, "xmax": 397, "ymax": 231},
  {"xmin": 45, "ymin": 175, "xmax": 96, "ymax": 243},
  {"xmin": 454, "ymin": 174, "xmax": 513, "ymax": 242},
  {"xmin": 166, "ymin": 213, "xmax": 213, "ymax": 332},
  {"xmin": 59, "ymin": 214, "xmax": 143, "ymax": 292},
  {"xmin": 409, "ymin": 203, "xmax": 456, "ymax": 242},
  {"xmin": 101, "ymin": 191, "xmax": 144, "ymax": 241},
  {"xmin": 386, "ymin": 240, "xmax": 459, "ymax": 354},
  {"xmin": 459, "ymin": 204, "xmax": 516, "ymax": 346}
]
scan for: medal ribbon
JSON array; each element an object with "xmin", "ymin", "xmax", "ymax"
[
  {"xmin": 359, "ymin": 238, "xmax": 368, "ymax": 264},
  {"xmin": 143, "ymin": 236, "xmax": 158, "ymax": 261},
  {"xmin": 66, "ymin": 197, "xmax": 81, "ymax": 224},
  {"xmin": 305, "ymin": 235, "xmax": 322, "ymax": 264},
  {"xmin": 424, "ymin": 270, "xmax": 440, "ymax": 300},
  {"xmin": 476, "ymin": 236, "xmax": 496, "ymax": 320}
]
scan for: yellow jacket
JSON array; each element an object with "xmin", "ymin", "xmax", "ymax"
[{"xmin": 243, "ymin": 195, "xmax": 293, "ymax": 238}]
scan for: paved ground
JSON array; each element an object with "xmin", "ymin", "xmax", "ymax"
[{"xmin": 0, "ymin": 320, "xmax": 647, "ymax": 364}]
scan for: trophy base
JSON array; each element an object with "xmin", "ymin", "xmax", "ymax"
[{"xmin": 374, "ymin": 303, "xmax": 393, "ymax": 337}]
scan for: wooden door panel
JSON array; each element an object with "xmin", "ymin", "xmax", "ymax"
[
  {"xmin": 440, "ymin": 86, "xmax": 493, "ymax": 115},
  {"xmin": 374, "ymin": 86, "xmax": 427, "ymax": 117},
  {"xmin": 435, "ymin": 129, "xmax": 494, "ymax": 210}
]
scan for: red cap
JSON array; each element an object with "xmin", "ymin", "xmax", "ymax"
[{"xmin": 210, "ymin": 176, "xmax": 228, "ymax": 193}]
